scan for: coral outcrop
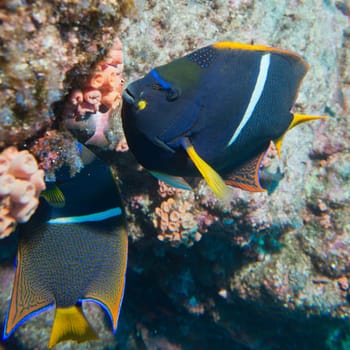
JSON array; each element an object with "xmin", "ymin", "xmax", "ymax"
[
  {"xmin": 1, "ymin": 0, "xmax": 350, "ymax": 349},
  {"xmin": 63, "ymin": 37, "xmax": 124, "ymax": 148},
  {"xmin": 0, "ymin": 1, "xmax": 134, "ymax": 150},
  {"xmin": 0, "ymin": 147, "xmax": 45, "ymax": 238},
  {"xmin": 153, "ymin": 197, "xmax": 201, "ymax": 247}
]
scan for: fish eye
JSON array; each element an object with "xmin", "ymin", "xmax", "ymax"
[
  {"xmin": 166, "ymin": 87, "xmax": 181, "ymax": 101},
  {"xmin": 137, "ymin": 100, "xmax": 147, "ymax": 111}
]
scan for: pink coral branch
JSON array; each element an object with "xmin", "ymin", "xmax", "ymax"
[
  {"xmin": 10, "ymin": 179, "xmax": 36, "ymax": 204},
  {"xmin": 0, "ymin": 156, "xmax": 10, "ymax": 175},
  {"xmin": 0, "ymin": 146, "xmax": 45, "ymax": 238},
  {"xmin": 9, "ymin": 150, "xmax": 38, "ymax": 179},
  {"xmin": 30, "ymin": 169, "xmax": 46, "ymax": 193},
  {"xmin": 63, "ymin": 36, "xmax": 123, "ymax": 149},
  {"xmin": 11, "ymin": 198, "xmax": 39, "ymax": 223},
  {"xmin": 0, "ymin": 174, "xmax": 15, "ymax": 196}
]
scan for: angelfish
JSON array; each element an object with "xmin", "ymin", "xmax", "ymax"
[
  {"xmin": 2, "ymin": 150, "xmax": 128, "ymax": 348},
  {"xmin": 122, "ymin": 42, "xmax": 326, "ymax": 199}
]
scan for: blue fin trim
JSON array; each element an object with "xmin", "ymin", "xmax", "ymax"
[
  {"xmin": 2, "ymin": 303, "xmax": 54, "ymax": 340},
  {"xmin": 150, "ymin": 69, "xmax": 172, "ymax": 89},
  {"xmin": 80, "ymin": 297, "xmax": 123, "ymax": 334},
  {"xmin": 48, "ymin": 207, "xmax": 122, "ymax": 224}
]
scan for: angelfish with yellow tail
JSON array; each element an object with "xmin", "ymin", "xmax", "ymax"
[
  {"xmin": 122, "ymin": 42, "xmax": 326, "ymax": 199},
  {"xmin": 2, "ymin": 150, "xmax": 128, "ymax": 348}
]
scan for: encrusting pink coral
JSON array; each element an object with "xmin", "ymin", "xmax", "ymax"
[
  {"xmin": 63, "ymin": 36, "xmax": 124, "ymax": 148},
  {"xmin": 153, "ymin": 197, "xmax": 201, "ymax": 247},
  {"xmin": 0, "ymin": 147, "xmax": 45, "ymax": 238}
]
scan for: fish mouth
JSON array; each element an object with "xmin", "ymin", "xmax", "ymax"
[{"xmin": 123, "ymin": 88, "xmax": 135, "ymax": 104}]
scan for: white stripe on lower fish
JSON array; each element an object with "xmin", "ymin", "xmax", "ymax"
[
  {"xmin": 227, "ymin": 53, "xmax": 271, "ymax": 147},
  {"xmin": 48, "ymin": 207, "xmax": 122, "ymax": 224}
]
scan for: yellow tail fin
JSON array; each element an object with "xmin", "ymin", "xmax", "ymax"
[
  {"xmin": 48, "ymin": 305, "xmax": 98, "ymax": 348},
  {"xmin": 182, "ymin": 138, "xmax": 230, "ymax": 200},
  {"xmin": 275, "ymin": 114, "xmax": 328, "ymax": 157},
  {"xmin": 289, "ymin": 114, "xmax": 328, "ymax": 130}
]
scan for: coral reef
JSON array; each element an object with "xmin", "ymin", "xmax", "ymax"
[
  {"xmin": 0, "ymin": 0, "xmax": 135, "ymax": 174},
  {"xmin": 30, "ymin": 130, "xmax": 84, "ymax": 181},
  {"xmin": 0, "ymin": 0, "xmax": 132, "ymax": 147},
  {"xmin": 0, "ymin": 147, "xmax": 45, "ymax": 238},
  {"xmin": 153, "ymin": 196, "xmax": 201, "ymax": 247},
  {"xmin": 114, "ymin": 1, "xmax": 350, "ymax": 349},
  {"xmin": 1, "ymin": 0, "xmax": 350, "ymax": 349},
  {"xmin": 63, "ymin": 37, "xmax": 124, "ymax": 148}
]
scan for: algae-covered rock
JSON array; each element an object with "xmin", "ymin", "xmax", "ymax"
[
  {"xmin": 0, "ymin": 0, "xmax": 134, "ymax": 150},
  {"xmin": 1, "ymin": 0, "xmax": 350, "ymax": 349}
]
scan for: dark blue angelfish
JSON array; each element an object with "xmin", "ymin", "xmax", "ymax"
[
  {"xmin": 122, "ymin": 42, "xmax": 326, "ymax": 199},
  {"xmin": 3, "ymin": 149, "xmax": 128, "ymax": 348}
]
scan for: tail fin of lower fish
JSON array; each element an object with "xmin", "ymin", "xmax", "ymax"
[{"xmin": 48, "ymin": 305, "xmax": 98, "ymax": 349}]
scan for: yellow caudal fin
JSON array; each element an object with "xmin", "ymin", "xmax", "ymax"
[
  {"xmin": 275, "ymin": 114, "xmax": 328, "ymax": 157},
  {"xmin": 48, "ymin": 305, "xmax": 98, "ymax": 348},
  {"xmin": 181, "ymin": 138, "xmax": 230, "ymax": 200},
  {"xmin": 289, "ymin": 113, "xmax": 328, "ymax": 130}
]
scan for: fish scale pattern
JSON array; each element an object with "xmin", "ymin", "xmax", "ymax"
[{"xmin": 188, "ymin": 46, "xmax": 216, "ymax": 68}]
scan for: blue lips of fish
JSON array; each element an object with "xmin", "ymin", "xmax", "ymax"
[
  {"xmin": 122, "ymin": 41, "xmax": 326, "ymax": 199},
  {"xmin": 2, "ymin": 151, "xmax": 128, "ymax": 348}
]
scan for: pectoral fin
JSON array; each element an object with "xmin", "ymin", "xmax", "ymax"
[
  {"xmin": 181, "ymin": 138, "xmax": 230, "ymax": 199},
  {"xmin": 41, "ymin": 185, "xmax": 66, "ymax": 208},
  {"xmin": 225, "ymin": 151, "xmax": 267, "ymax": 192}
]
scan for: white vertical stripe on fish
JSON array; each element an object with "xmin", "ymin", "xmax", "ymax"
[{"xmin": 227, "ymin": 53, "xmax": 271, "ymax": 147}]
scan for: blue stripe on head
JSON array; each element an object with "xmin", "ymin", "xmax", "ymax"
[{"xmin": 150, "ymin": 69, "xmax": 172, "ymax": 89}]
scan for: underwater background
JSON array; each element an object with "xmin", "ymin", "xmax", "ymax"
[{"xmin": 0, "ymin": 0, "xmax": 350, "ymax": 349}]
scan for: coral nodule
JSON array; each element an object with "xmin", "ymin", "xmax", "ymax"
[
  {"xmin": 63, "ymin": 37, "xmax": 124, "ymax": 148},
  {"xmin": 0, "ymin": 147, "xmax": 45, "ymax": 238},
  {"xmin": 153, "ymin": 196, "xmax": 201, "ymax": 247}
]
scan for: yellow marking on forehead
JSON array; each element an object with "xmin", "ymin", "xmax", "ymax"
[
  {"xmin": 213, "ymin": 42, "xmax": 309, "ymax": 67},
  {"xmin": 137, "ymin": 100, "xmax": 147, "ymax": 111}
]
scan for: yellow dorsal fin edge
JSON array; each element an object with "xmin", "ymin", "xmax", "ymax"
[
  {"xmin": 48, "ymin": 305, "xmax": 98, "ymax": 348},
  {"xmin": 182, "ymin": 139, "xmax": 229, "ymax": 200}
]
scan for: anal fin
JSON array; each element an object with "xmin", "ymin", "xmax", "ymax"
[
  {"xmin": 48, "ymin": 305, "xmax": 98, "ymax": 348},
  {"xmin": 225, "ymin": 151, "xmax": 267, "ymax": 192}
]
